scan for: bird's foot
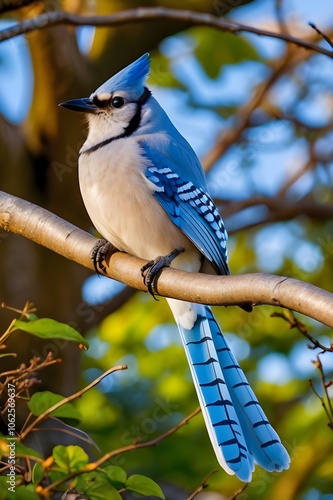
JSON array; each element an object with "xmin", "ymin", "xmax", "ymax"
[
  {"xmin": 141, "ymin": 248, "xmax": 184, "ymax": 299},
  {"xmin": 91, "ymin": 239, "xmax": 117, "ymax": 274}
]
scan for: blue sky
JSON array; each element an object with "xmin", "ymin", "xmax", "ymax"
[{"xmin": 1, "ymin": 0, "xmax": 332, "ymax": 124}]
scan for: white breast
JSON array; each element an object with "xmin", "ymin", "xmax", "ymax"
[{"xmin": 78, "ymin": 137, "xmax": 201, "ymax": 271}]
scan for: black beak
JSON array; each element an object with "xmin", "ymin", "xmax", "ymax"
[{"xmin": 58, "ymin": 97, "xmax": 98, "ymax": 114}]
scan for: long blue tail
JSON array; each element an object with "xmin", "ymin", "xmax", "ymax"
[{"xmin": 168, "ymin": 301, "xmax": 290, "ymax": 482}]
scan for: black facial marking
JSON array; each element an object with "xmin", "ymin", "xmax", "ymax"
[
  {"xmin": 92, "ymin": 95, "xmax": 109, "ymax": 108},
  {"xmin": 81, "ymin": 87, "xmax": 152, "ymax": 156}
]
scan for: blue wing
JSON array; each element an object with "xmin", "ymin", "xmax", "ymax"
[{"xmin": 140, "ymin": 140, "xmax": 229, "ymax": 275}]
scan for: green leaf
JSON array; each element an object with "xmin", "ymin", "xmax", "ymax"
[
  {"xmin": 52, "ymin": 445, "xmax": 89, "ymax": 473},
  {"xmin": 27, "ymin": 391, "xmax": 81, "ymax": 422},
  {"xmin": 12, "ymin": 485, "xmax": 40, "ymax": 500},
  {"xmin": 0, "ymin": 481, "xmax": 40, "ymax": 500},
  {"xmin": 32, "ymin": 463, "xmax": 44, "ymax": 486},
  {"xmin": 149, "ymin": 53, "xmax": 185, "ymax": 89},
  {"xmin": 0, "ymin": 438, "xmax": 42, "ymax": 460},
  {"xmin": 0, "ymin": 476, "xmax": 15, "ymax": 499},
  {"xmin": 84, "ymin": 480, "xmax": 122, "ymax": 500},
  {"xmin": 126, "ymin": 474, "xmax": 164, "ymax": 499},
  {"xmin": 101, "ymin": 465, "xmax": 127, "ymax": 489},
  {"xmin": 190, "ymin": 27, "xmax": 262, "ymax": 79},
  {"xmin": 77, "ymin": 471, "xmax": 123, "ymax": 500},
  {"xmin": 13, "ymin": 318, "xmax": 89, "ymax": 349},
  {"xmin": 48, "ymin": 469, "xmax": 68, "ymax": 484},
  {"xmin": 13, "ymin": 441, "xmax": 42, "ymax": 460}
]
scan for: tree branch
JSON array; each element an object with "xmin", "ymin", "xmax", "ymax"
[
  {"xmin": 19, "ymin": 364, "xmax": 128, "ymax": 441},
  {"xmin": 0, "ymin": 7, "xmax": 332, "ymax": 59},
  {"xmin": 39, "ymin": 407, "xmax": 201, "ymax": 496},
  {"xmin": 201, "ymin": 39, "xmax": 326, "ymax": 173},
  {"xmin": 218, "ymin": 195, "xmax": 333, "ymax": 230},
  {"xmin": 1, "ymin": 190, "xmax": 333, "ymax": 329},
  {"xmin": 187, "ymin": 470, "xmax": 218, "ymax": 500},
  {"xmin": 202, "ymin": 50, "xmax": 293, "ymax": 171},
  {"xmin": 0, "ymin": 0, "xmax": 36, "ymax": 14}
]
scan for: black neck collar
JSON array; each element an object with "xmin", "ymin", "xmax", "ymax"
[{"xmin": 138, "ymin": 86, "xmax": 152, "ymax": 104}]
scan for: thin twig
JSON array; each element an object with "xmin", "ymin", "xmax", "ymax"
[
  {"xmin": 271, "ymin": 310, "xmax": 333, "ymax": 352},
  {"xmin": 219, "ymin": 194, "xmax": 333, "ymax": 223},
  {"xmin": 1, "ymin": 301, "xmax": 36, "ymax": 318},
  {"xmin": 0, "ymin": 353, "xmax": 61, "ymax": 404},
  {"xmin": 202, "ymin": 50, "xmax": 293, "ymax": 171},
  {"xmin": 309, "ymin": 22, "xmax": 333, "ymax": 50},
  {"xmin": 0, "ymin": 452, "xmax": 44, "ymax": 464},
  {"xmin": 275, "ymin": 0, "xmax": 289, "ymax": 35},
  {"xmin": 0, "ymin": 301, "xmax": 36, "ymax": 345},
  {"xmin": 277, "ymin": 146, "xmax": 316, "ymax": 199},
  {"xmin": 187, "ymin": 469, "xmax": 218, "ymax": 500},
  {"xmin": 310, "ymin": 355, "xmax": 333, "ymax": 429},
  {"xmin": 226, "ymin": 483, "xmax": 249, "ymax": 500},
  {"xmin": 309, "ymin": 378, "xmax": 333, "ymax": 429},
  {"xmin": 0, "ymin": 8, "xmax": 332, "ymax": 59},
  {"xmin": 19, "ymin": 364, "xmax": 127, "ymax": 441},
  {"xmin": 0, "ymin": 0, "xmax": 37, "ymax": 14},
  {"xmin": 0, "ymin": 353, "xmax": 60, "ymax": 381},
  {"xmin": 40, "ymin": 407, "xmax": 201, "ymax": 495}
]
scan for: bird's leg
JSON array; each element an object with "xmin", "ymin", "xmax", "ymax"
[
  {"xmin": 141, "ymin": 247, "xmax": 184, "ymax": 299},
  {"xmin": 91, "ymin": 239, "xmax": 117, "ymax": 274}
]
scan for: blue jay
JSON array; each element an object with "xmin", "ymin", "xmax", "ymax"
[{"xmin": 60, "ymin": 53, "xmax": 290, "ymax": 482}]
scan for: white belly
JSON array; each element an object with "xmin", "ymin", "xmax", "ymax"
[{"xmin": 79, "ymin": 137, "xmax": 201, "ymax": 272}]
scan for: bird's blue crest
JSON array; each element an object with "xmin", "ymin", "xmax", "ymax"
[{"xmin": 94, "ymin": 53, "xmax": 150, "ymax": 100}]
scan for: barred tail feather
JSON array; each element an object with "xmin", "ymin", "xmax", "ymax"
[
  {"xmin": 167, "ymin": 300, "xmax": 290, "ymax": 482},
  {"xmin": 204, "ymin": 306, "xmax": 290, "ymax": 472}
]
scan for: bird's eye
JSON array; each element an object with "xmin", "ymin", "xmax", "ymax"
[{"xmin": 111, "ymin": 96, "xmax": 125, "ymax": 108}]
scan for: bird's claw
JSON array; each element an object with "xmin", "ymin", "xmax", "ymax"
[
  {"xmin": 91, "ymin": 239, "xmax": 116, "ymax": 274},
  {"xmin": 141, "ymin": 248, "xmax": 184, "ymax": 299}
]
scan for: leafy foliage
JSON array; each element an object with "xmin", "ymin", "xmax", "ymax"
[
  {"xmin": 0, "ymin": 308, "xmax": 165, "ymax": 499},
  {"xmin": 190, "ymin": 28, "xmax": 262, "ymax": 79},
  {"xmin": 13, "ymin": 318, "xmax": 89, "ymax": 349},
  {"xmin": 27, "ymin": 392, "xmax": 81, "ymax": 422}
]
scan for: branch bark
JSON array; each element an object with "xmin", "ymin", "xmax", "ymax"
[
  {"xmin": 0, "ymin": 7, "xmax": 332, "ymax": 59},
  {"xmin": 218, "ymin": 195, "xmax": 333, "ymax": 233},
  {"xmin": 201, "ymin": 51, "xmax": 291, "ymax": 172},
  {"xmin": 0, "ymin": 0, "xmax": 36, "ymax": 14},
  {"xmin": 1, "ymin": 190, "xmax": 333, "ymax": 328}
]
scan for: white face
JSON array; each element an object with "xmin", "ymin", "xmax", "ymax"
[{"xmin": 85, "ymin": 90, "xmax": 139, "ymax": 146}]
